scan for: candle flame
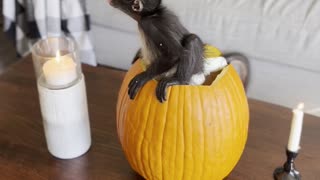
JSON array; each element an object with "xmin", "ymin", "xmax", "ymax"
[
  {"xmin": 56, "ymin": 51, "xmax": 61, "ymax": 63},
  {"xmin": 296, "ymin": 103, "xmax": 305, "ymax": 110}
]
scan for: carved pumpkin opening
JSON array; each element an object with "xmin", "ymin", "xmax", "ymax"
[
  {"xmin": 142, "ymin": 62, "xmax": 228, "ymax": 87},
  {"xmin": 140, "ymin": 44, "xmax": 228, "ymax": 87},
  {"xmin": 202, "ymin": 69, "xmax": 224, "ymax": 86}
]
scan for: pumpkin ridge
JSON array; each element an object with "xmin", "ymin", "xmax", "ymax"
[
  {"xmin": 132, "ymin": 98, "xmax": 141, "ymax": 175},
  {"xmin": 226, "ymin": 70, "xmax": 246, "ymax": 176},
  {"xmin": 189, "ymin": 87, "xmax": 194, "ymax": 180},
  {"xmin": 186, "ymin": 86, "xmax": 194, "ymax": 180},
  {"xmin": 116, "ymin": 76, "xmax": 129, "ymax": 140},
  {"xmin": 226, "ymin": 68, "xmax": 244, "ymax": 149},
  {"xmin": 121, "ymin": 95, "xmax": 128, "ymax": 155},
  {"xmin": 181, "ymin": 87, "xmax": 186, "ymax": 180},
  {"xmin": 135, "ymin": 90, "xmax": 149, "ymax": 178},
  {"xmin": 231, "ymin": 68, "xmax": 249, "ymax": 164},
  {"xmin": 212, "ymin": 86, "xmax": 220, "ymax": 178},
  {"xmin": 128, "ymin": 101, "xmax": 143, "ymax": 172},
  {"xmin": 153, "ymin": 99, "xmax": 163, "ymax": 179},
  {"xmin": 118, "ymin": 90, "xmax": 127, "ymax": 131},
  {"xmin": 116, "ymin": 91, "xmax": 121, "ymax": 132},
  {"xmin": 116, "ymin": 92, "xmax": 121, "ymax": 138},
  {"xmin": 239, "ymin": 83, "xmax": 249, "ymax": 132},
  {"xmin": 221, "ymin": 88, "xmax": 230, "ymax": 178},
  {"xmin": 124, "ymin": 96, "xmax": 136, "ymax": 172},
  {"xmin": 139, "ymin": 90, "xmax": 154, "ymax": 179},
  {"xmin": 126, "ymin": 113, "xmax": 137, "ymax": 169},
  {"xmin": 198, "ymin": 86, "xmax": 206, "ymax": 180},
  {"xmin": 223, "ymin": 75, "xmax": 236, "ymax": 176},
  {"xmin": 212, "ymin": 86, "xmax": 221, "ymax": 179},
  {"xmin": 222, "ymin": 79, "xmax": 236, "ymax": 175},
  {"xmin": 228, "ymin": 66, "xmax": 244, "ymax": 108},
  {"xmin": 225, "ymin": 76, "xmax": 235, "ymax": 132},
  {"xmin": 228, "ymin": 70, "xmax": 242, "ymax": 138},
  {"xmin": 160, "ymin": 92, "xmax": 171, "ymax": 179},
  {"xmin": 121, "ymin": 95, "xmax": 130, "ymax": 143},
  {"xmin": 172, "ymin": 87, "xmax": 180, "ymax": 179},
  {"xmin": 149, "ymin": 91, "xmax": 162, "ymax": 179},
  {"xmin": 130, "ymin": 99, "xmax": 141, "ymax": 172},
  {"xmin": 133, "ymin": 99, "xmax": 145, "ymax": 173},
  {"xmin": 191, "ymin": 86, "xmax": 199, "ymax": 179},
  {"xmin": 147, "ymin": 97, "xmax": 158, "ymax": 179}
]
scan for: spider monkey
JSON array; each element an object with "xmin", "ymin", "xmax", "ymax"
[{"xmin": 108, "ymin": 0, "xmax": 204, "ymax": 102}]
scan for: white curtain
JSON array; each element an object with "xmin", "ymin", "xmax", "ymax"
[{"xmin": 2, "ymin": 0, "xmax": 97, "ymax": 66}]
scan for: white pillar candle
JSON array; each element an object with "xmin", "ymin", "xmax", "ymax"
[
  {"xmin": 287, "ymin": 103, "xmax": 305, "ymax": 152},
  {"xmin": 38, "ymin": 75, "xmax": 91, "ymax": 159},
  {"xmin": 43, "ymin": 51, "xmax": 77, "ymax": 86}
]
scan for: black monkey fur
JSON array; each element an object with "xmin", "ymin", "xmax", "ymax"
[{"xmin": 109, "ymin": 0, "xmax": 204, "ymax": 102}]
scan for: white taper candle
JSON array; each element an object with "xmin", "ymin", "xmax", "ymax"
[{"xmin": 287, "ymin": 103, "xmax": 305, "ymax": 152}]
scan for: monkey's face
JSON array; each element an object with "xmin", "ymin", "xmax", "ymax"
[{"xmin": 108, "ymin": 0, "xmax": 161, "ymax": 19}]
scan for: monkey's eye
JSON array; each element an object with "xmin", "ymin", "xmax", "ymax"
[{"xmin": 132, "ymin": 0, "xmax": 143, "ymax": 12}]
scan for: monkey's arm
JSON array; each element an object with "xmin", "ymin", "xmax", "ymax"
[
  {"xmin": 138, "ymin": 18, "xmax": 204, "ymax": 102},
  {"xmin": 128, "ymin": 55, "xmax": 179, "ymax": 99},
  {"xmin": 128, "ymin": 17, "xmax": 183, "ymax": 100},
  {"xmin": 156, "ymin": 34, "xmax": 204, "ymax": 102}
]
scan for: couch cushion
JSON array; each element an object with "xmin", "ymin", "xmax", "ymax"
[
  {"xmin": 91, "ymin": 24, "xmax": 139, "ymax": 70},
  {"xmin": 88, "ymin": 0, "xmax": 136, "ymax": 33},
  {"xmin": 88, "ymin": 0, "xmax": 320, "ymax": 72}
]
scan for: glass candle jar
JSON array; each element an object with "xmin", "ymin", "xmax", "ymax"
[
  {"xmin": 32, "ymin": 37, "xmax": 91, "ymax": 159},
  {"xmin": 32, "ymin": 37, "xmax": 82, "ymax": 89}
]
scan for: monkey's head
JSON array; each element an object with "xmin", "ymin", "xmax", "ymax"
[{"xmin": 108, "ymin": 0, "xmax": 162, "ymax": 19}]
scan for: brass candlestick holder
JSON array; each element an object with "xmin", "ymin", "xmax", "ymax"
[{"xmin": 273, "ymin": 149, "xmax": 301, "ymax": 180}]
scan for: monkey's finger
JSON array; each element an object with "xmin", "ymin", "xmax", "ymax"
[
  {"xmin": 160, "ymin": 85, "xmax": 166, "ymax": 102},
  {"xmin": 129, "ymin": 80, "xmax": 142, "ymax": 99},
  {"xmin": 156, "ymin": 81, "xmax": 167, "ymax": 103},
  {"xmin": 128, "ymin": 77, "xmax": 140, "ymax": 97},
  {"xmin": 130, "ymin": 86, "xmax": 139, "ymax": 99},
  {"xmin": 156, "ymin": 82, "xmax": 162, "ymax": 102},
  {"xmin": 128, "ymin": 81, "xmax": 136, "ymax": 98},
  {"xmin": 128, "ymin": 81, "xmax": 134, "ymax": 97},
  {"xmin": 128, "ymin": 78, "xmax": 138, "ymax": 90},
  {"xmin": 161, "ymin": 87, "xmax": 167, "ymax": 102},
  {"xmin": 129, "ymin": 83, "xmax": 138, "ymax": 99}
]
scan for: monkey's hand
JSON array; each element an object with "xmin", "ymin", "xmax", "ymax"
[
  {"xmin": 156, "ymin": 78, "xmax": 188, "ymax": 103},
  {"xmin": 128, "ymin": 72, "xmax": 151, "ymax": 100}
]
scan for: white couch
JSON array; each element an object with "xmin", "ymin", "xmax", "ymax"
[{"xmin": 88, "ymin": 0, "xmax": 320, "ymax": 117}]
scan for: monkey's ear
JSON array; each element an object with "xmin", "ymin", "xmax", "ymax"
[{"xmin": 132, "ymin": 0, "xmax": 143, "ymax": 12}]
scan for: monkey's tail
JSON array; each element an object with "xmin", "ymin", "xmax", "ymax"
[{"xmin": 224, "ymin": 53, "xmax": 250, "ymax": 91}]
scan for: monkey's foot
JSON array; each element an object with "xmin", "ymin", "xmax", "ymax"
[
  {"xmin": 156, "ymin": 78, "xmax": 188, "ymax": 103},
  {"xmin": 128, "ymin": 72, "xmax": 150, "ymax": 100}
]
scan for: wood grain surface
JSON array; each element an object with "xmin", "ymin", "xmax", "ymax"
[{"xmin": 0, "ymin": 57, "xmax": 319, "ymax": 180}]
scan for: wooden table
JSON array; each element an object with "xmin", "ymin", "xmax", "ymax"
[{"xmin": 0, "ymin": 57, "xmax": 319, "ymax": 180}]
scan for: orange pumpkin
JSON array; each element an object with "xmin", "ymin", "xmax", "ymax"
[{"xmin": 116, "ymin": 46, "xmax": 249, "ymax": 180}]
